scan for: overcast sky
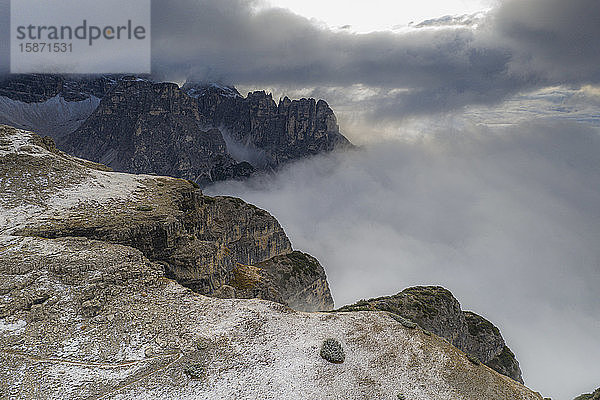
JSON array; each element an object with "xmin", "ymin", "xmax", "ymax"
[
  {"xmin": 2, "ymin": 0, "xmax": 599, "ymax": 125},
  {"xmin": 2, "ymin": 1, "xmax": 600, "ymax": 398},
  {"xmin": 260, "ymin": 0, "xmax": 494, "ymax": 33},
  {"xmin": 148, "ymin": 0, "xmax": 600, "ymax": 128}
]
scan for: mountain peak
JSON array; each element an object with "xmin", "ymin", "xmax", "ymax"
[{"xmin": 182, "ymin": 81, "xmax": 242, "ymax": 98}]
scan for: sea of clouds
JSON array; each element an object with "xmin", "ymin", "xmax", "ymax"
[{"xmin": 207, "ymin": 118, "xmax": 600, "ymax": 399}]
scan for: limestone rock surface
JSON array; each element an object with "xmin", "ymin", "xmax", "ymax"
[
  {"xmin": 0, "ymin": 125, "xmax": 329, "ymax": 306},
  {"xmin": 337, "ymin": 286, "xmax": 524, "ymax": 383}
]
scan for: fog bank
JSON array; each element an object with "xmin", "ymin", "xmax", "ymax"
[{"xmin": 207, "ymin": 119, "xmax": 600, "ymax": 399}]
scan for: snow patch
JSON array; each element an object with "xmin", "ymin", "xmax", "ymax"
[
  {"xmin": 0, "ymin": 319, "xmax": 26, "ymax": 334},
  {"xmin": 0, "ymin": 204, "xmax": 43, "ymax": 235},
  {"xmin": 44, "ymin": 169, "xmax": 151, "ymax": 212},
  {"xmin": 118, "ymin": 332, "xmax": 147, "ymax": 361},
  {"xmin": 57, "ymin": 337, "xmax": 85, "ymax": 358},
  {"xmin": 0, "ymin": 127, "xmax": 34, "ymax": 157}
]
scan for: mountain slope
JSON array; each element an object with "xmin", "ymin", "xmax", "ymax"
[
  {"xmin": 0, "ymin": 125, "xmax": 545, "ymax": 399},
  {"xmin": 338, "ymin": 286, "xmax": 524, "ymax": 383},
  {"xmin": 0, "ymin": 240, "xmax": 543, "ymax": 399},
  {"xmin": 0, "ymin": 74, "xmax": 117, "ymax": 139},
  {"xmin": 0, "ymin": 95, "xmax": 100, "ymax": 139},
  {"xmin": 61, "ymin": 78, "xmax": 253, "ymax": 185},
  {"xmin": 0, "ymin": 125, "xmax": 332, "ymax": 310}
]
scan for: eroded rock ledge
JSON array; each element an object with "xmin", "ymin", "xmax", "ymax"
[
  {"xmin": 1, "ymin": 125, "xmax": 333, "ymax": 311},
  {"xmin": 337, "ymin": 286, "xmax": 523, "ymax": 383}
]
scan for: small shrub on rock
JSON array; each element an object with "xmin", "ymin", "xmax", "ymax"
[{"xmin": 320, "ymin": 338, "xmax": 345, "ymax": 364}]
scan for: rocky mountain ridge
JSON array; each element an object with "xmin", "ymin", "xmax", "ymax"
[
  {"xmin": 61, "ymin": 78, "xmax": 254, "ymax": 185},
  {"xmin": 183, "ymin": 82, "xmax": 352, "ymax": 168},
  {"xmin": 0, "ymin": 74, "xmax": 118, "ymax": 103},
  {"xmin": 0, "ymin": 125, "xmax": 544, "ymax": 399},
  {"xmin": 0, "ymin": 74, "xmax": 352, "ymax": 185},
  {"xmin": 0, "ymin": 125, "xmax": 333, "ymax": 312},
  {"xmin": 574, "ymin": 387, "xmax": 600, "ymax": 400},
  {"xmin": 337, "ymin": 286, "xmax": 523, "ymax": 383}
]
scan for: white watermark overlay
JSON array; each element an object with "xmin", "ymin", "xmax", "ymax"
[{"xmin": 10, "ymin": 0, "xmax": 151, "ymax": 74}]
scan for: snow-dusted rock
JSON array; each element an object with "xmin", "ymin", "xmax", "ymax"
[{"xmin": 0, "ymin": 125, "xmax": 542, "ymax": 399}]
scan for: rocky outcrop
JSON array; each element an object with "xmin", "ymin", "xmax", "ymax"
[
  {"xmin": 257, "ymin": 251, "xmax": 334, "ymax": 312},
  {"xmin": 0, "ymin": 74, "xmax": 119, "ymax": 102},
  {"xmin": 219, "ymin": 251, "xmax": 335, "ymax": 312},
  {"xmin": 337, "ymin": 286, "xmax": 524, "ymax": 383},
  {"xmin": 0, "ymin": 237, "xmax": 543, "ymax": 400},
  {"xmin": 0, "ymin": 75, "xmax": 352, "ymax": 184},
  {"xmin": 62, "ymin": 78, "xmax": 252, "ymax": 185},
  {"xmin": 0, "ymin": 125, "xmax": 330, "ymax": 307},
  {"xmin": 183, "ymin": 82, "xmax": 353, "ymax": 167},
  {"xmin": 0, "ymin": 125, "xmax": 544, "ymax": 398},
  {"xmin": 574, "ymin": 388, "xmax": 600, "ymax": 400}
]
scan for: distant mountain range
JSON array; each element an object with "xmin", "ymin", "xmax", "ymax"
[{"xmin": 0, "ymin": 74, "xmax": 352, "ymax": 186}]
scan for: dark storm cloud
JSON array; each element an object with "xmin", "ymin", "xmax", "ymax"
[
  {"xmin": 0, "ymin": 0, "xmax": 597, "ymax": 115},
  {"xmin": 148, "ymin": 0, "xmax": 600, "ymax": 117},
  {"xmin": 151, "ymin": 0, "xmax": 521, "ymax": 108},
  {"xmin": 493, "ymin": 0, "xmax": 600, "ymax": 83}
]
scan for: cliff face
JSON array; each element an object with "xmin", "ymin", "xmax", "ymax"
[
  {"xmin": 257, "ymin": 251, "xmax": 334, "ymax": 312},
  {"xmin": 0, "ymin": 125, "xmax": 330, "ymax": 307},
  {"xmin": 221, "ymin": 251, "xmax": 335, "ymax": 312},
  {"xmin": 0, "ymin": 76, "xmax": 352, "ymax": 185},
  {"xmin": 337, "ymin": 286, "xmax": 524, "ymax": 383},
  {"xmin": 184, "ymin": 83, "xmax": 353, "ymax": 167},
  {"xmin": 0, "ymin": 74, "xmax": 118, "ymax": 103},
  {"xmin": 463, "ymin": 311, "xmax": 523, "ymax": 383},
  {"xmin": 61, "ymin": 78, "xmax": 253, "ymax": 185}
]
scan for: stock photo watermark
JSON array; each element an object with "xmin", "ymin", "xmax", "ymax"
[{"xmin": 10, "ymin": 0, "xmax": 151, "ymax": 74}]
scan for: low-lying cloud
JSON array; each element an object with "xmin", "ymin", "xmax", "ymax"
[
  {"xmin": 149, "ymin": 0, "xmax": 600, "ymax": 118},
  {"xmin": 207, "ymin": 119, "xmax": 600, "ymax": 399},
  {"xmin": 2, "ymin": 0, "xmax": 598, "ymax": 119}
]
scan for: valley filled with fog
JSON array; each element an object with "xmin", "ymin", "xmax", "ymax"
[{"xmin": 208, "ymin": 118, "xmax": 600, "ymax": 399}]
